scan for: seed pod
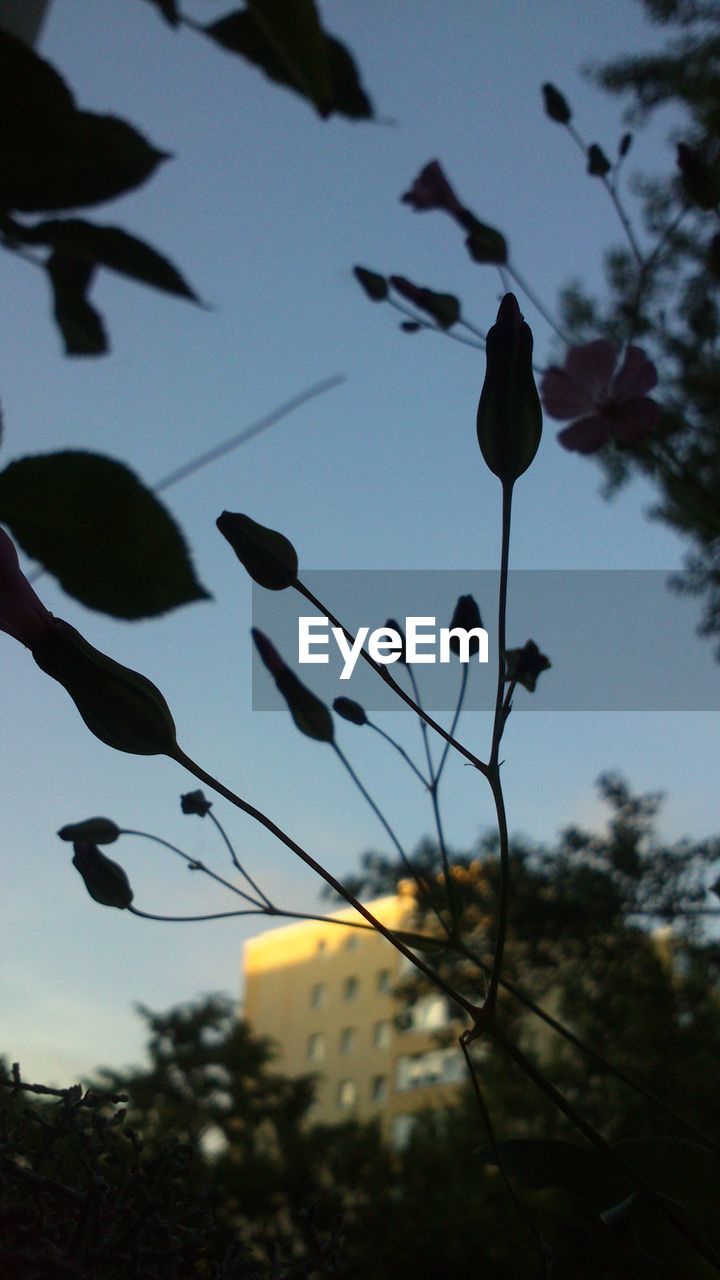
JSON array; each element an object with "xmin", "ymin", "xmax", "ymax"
[
  {"xmin": 72, "ymin": 841, "xmax": 133, "ymax": 909},
  {"xmin": 476, "ymin": 294, "xmax": 542, "ymax": 484},
  {"xmin": 32, "ymin": 618, "xmax": 177, "ymax": 756},
  {"xmin": 333, "ymin": 696, "xmax": 367, "ymax": 726},
  {"xmin": 216, "ymin": 512, "xmax": 298, "ymax": 590},
  {"xmin": 58, "ymin": 817, "xmax": 120, "ymax": 845}
]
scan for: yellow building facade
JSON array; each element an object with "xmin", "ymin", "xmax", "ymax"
[{"xmin": 243, "ymin": 891, "xmax": 467, "ymax": 1145}]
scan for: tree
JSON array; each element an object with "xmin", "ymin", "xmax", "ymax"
[{"xmin": 554, "ymin": 0, "xmax": 720, "ymax": 649}]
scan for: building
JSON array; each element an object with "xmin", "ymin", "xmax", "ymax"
[{"xmin": 243, "ymin": 889, "xmax": 470, "ymax": 1147}]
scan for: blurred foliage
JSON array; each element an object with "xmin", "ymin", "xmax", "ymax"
[{"xmin": 555, "ymin": 0, "xmax": 720, "ymax": 650}]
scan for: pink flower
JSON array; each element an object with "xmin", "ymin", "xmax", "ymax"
[
  {"xmin": 540, "ymin": 339, "xmax": 660, "ymax": 453},
  {"xmin": 0, "ymin": 527, "xmax": 53, "ymax": 646},
  {"xmin": 401, "ymin": 160, "xmax": 465, "ymax": 220}
]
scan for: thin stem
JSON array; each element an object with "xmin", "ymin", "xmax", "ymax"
[
  {"xmin": 405, "ymin": 665, "xmax": 455, "ymax": 917},
  {"xmin": 489, "ymin": 1025, "xmax": 720, "ymax": 1275},
  {"xmin": 459, "ymin": 1036, "xmax": 551, "ymax": 1277},
  {"xmin": 129, "ymin": 905, "xmax": 257, "ymax": 923},
  {"xmin": 153, "ymin": 375, "xmax": 346, "ymax": 494},
  {"xmin": 293, "ymin": 579, "xmax": 489, "ymax": 777},
  {"xmin": 207, "ymin": 809, "xmax": 274, "ymax": 908},
  {"xmin": 120, "ymin": 828, "xmax": 266, "ymax": 909},
  {"xmin": 170, "ymin": 745, "xmax": 480, "ymax": 1020},
  {"xmin": 366, "ymin": 720, "xmax": 431, "ymax": 789},
  {"xmin": 387, "ymin": 296, "xmax": 485, "ymax": 350},
  {"xmin": 332, "ymin": 742, "xmax": 447, "ymax": 935},
  {"xmin": 436, "ymin": 663, "xmax": 469, "ymax": 786},
  {"xmin": 506, "ymin": 263, "xmax": 570, "ymax": 346},
  {"xmin": 481, "ymin": 481, "xmax": 513, "ymax": 1022}
]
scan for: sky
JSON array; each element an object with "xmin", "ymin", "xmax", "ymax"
[{"xmin": 1, "ymin": 0, "xmax": 718, "ymax": 1084}]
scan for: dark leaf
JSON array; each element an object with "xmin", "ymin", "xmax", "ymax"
[
  {"xmin": 46, "ymin": 253, "xmax": 107, "ymax": 356},
  {"xmin": 0, "ymin": 31, "xmax": 168, "ymax": 212},
  {"xmin": 28, "ymin": 219, "xmax": 198, "ymax": 302},
  {"xmin": 618, "ymin": 131, "xmax": 633, "ymax": 157},
  {"xmin": 58, "ymin": 817, "xmax": 121, "ymax": 844},
  {"xmin": 353, "ymin": 266, "xmax": 388, "ymax": 301},
  {"xmin": 205, "ymin": 5, "xmax": 371, "ymax": 120},
  {"xmin": 400, "ymin": 322, "xmax": 421, "ymax": 333},
  {"xmin": 140, "ymin": 0, "xmax": 180, "ymax": 27},
  {"xmin": 0, "ymin": 451, "xmax": 209, "ymax": 618},
  {"xmin": 587, "ymin": 143, "xmax": 612, "ymax": 177}
]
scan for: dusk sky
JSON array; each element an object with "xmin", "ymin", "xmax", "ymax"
[{"xmin": 1, "ymin": 0, "xmax": 718, "ymax": 1084}]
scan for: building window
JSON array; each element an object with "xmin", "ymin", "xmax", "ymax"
[
  {"xmin": 391, "ymin": 1114, "xmax": 417, "ymax": 1149},
  {"xmin": 316, "ymin": 938, "xmax": 327, "ymax": 956},
  {"xmin": 345, "ymin": 934, "xmax": 359, "ymax": 951},
  {"xmin": 395, "ymin": 1048, "xmax": 464, "ymax": 1092},
  {"xmin": 397, "ymin": 995, "xmax": 450, "ymax": 1033},
  {"xmin": 371, "ymin": 1074, "xmax": 387, "ymax": 1103},
  {"xmin": 337, "ymin": 1079, "xmax": 357, "ymax": 1110},
  {"xmin": 339, "ymin": 1026, "xmax": 355, "ymax": 1054},
  {"xmin": 307, "ymin": 1032, "xmax": 325, "ymax": 1063},
  {"xmin": 373, "ymin": 1020, "xmax": 391, "ymax": 1049},
  {"xmin": 377, "ymin": 968, "xmax": 392, "ymax": 993},
  {"xmin": 343, "ymin": 976, "xmax": 358, "ymax": 1001},
  {"xmin": 310, "ymin": 982, "xmax": 325, "ymax": 1009}
]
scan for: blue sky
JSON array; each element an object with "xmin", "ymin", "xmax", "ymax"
[{"xmin": 1, "ymin": 0, "xmax": 718, "ymax": 1083}]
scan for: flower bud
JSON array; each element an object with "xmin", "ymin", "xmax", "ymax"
[
  {"xmin": 448, "ymin": 595, "xmax": 483, "ymax": 656},
  {"xmin": 216, "ymin": 512, "xmax": 298, "ymax": 591},
  {"xmin": 72, "ymin": 841, "xmax": 133, "ymax": 909},
  {"xmin": 333, "ymin": 696, "xmax": 367, "ymax": 726},
  {"xmin": 587, "ymin": 144, "xmax": 611, "ymax": 177},
  {"xmin": 353, "ymin": 266, "xmax": 388, "ymax": 301},
  {"xmin": 252, "ymin": 629, "xmax": 334, "ymax": 743},
  {"xmin": 504, "ymin": 640, "xmax": 551, "ymax": 693},
  {"xmin": 58, "ymin": 817, "xmax": 120, "ymax": 844},
  {"xmin": 476, "ymin": 294, "xmax": 542, "ymax": 485},
  {"xmin": 542, "ymin": 83, "xmax": 572, "ymax": 125},
  {"xmin": 181, "ymin": 790, "xmax": 212, "ymax": 817},
  {"xmin": 32, "ymin": 618, "xmax": 177, "ymax": 756}
]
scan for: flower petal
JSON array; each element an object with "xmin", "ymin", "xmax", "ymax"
[
  {"xmin": 612, "ymin": 345, "xmax": 658, "ymax": 401},
  {"xmin": 557, "ymin": 415, "xmax": 610, "ymax": 453},
  {"xmin": 401, "ymin": 160, "xmax": 464, "ymax": 217},
  {"xmin": 564, "ymin": 339, "xmax": 617, "ymax": 400},
  {"xmin": 0, "ymin": 527, "xmax": 53, "ymax": 646},
  {"xmin": 608, "ymin": 397, "xmax": 661, "ymax": 443},
  {"xmin": 540, "ymin": 366, "xmax": 595, "ymax": 419}
]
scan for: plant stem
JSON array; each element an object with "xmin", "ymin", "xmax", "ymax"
[
  {"xmin": 332, "ymin": 742, "xmax": 447, "ymax": 935},
  {"xmin": 170, "ymin": 745, "xmax": 480, "ymax": 1020},
  {"xmin": 207, "ymin": 809, "xmax": 274, "ymax": 908},
  {"xmin": 120, "ymin": 828, "xmax": 266, "ymax": 908},
  {"xmin": 367, "ymin": 720, "xmax": 431, "ymax": 789},
  {"xmin": 293, "ymin": 579, "xmax": 489, "ymax": 776}
]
